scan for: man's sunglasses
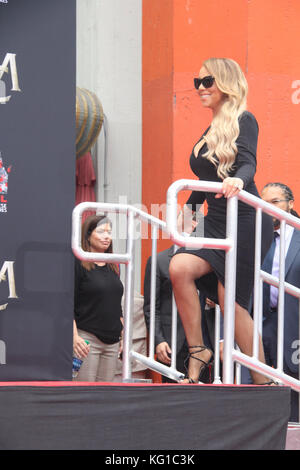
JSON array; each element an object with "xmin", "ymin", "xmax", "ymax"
[{"xmin": 194, "ymin": 76, "xmax": 215, "ymax": 89}]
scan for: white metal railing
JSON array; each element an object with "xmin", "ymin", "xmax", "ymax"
[
  {"xmin": 166, "ymin": 180, "xmax": 300, "ymax": 397},
  {"xmin": 72, "ymin": 201, "xmax": 185, "ymax": 382},
  {"xmin": 166, "ymin": 179, "xmax": 238, "ymax": 384},
  {"xmin": 72, "ymin": 180, "xmax": 300, "ymax": 407}
]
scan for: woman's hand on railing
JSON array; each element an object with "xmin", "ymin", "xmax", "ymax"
[{"xmin": 215, "ymin": 177, "xmax": 244, "ymax": 199}]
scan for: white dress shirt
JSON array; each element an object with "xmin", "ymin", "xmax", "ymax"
[{"xmin": 270, "ymin": 224, "xmax": 294, "ymax": 308}]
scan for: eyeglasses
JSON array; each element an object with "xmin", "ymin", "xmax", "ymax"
[
  {"xmin": 268, "ymin": 199, "xmax": 290, "ymax": 205},
  {"xmin": 194, "ymin": 76, "xmax": 215, "ymax": 90},
  {"xmin": 94, "ymin": 228, "xmax": 112, "ymax": 236}
]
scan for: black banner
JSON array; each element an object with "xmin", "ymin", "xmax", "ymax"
[
  {"xmin": 0, "ymin": 0, "xmax": 76, "ymax": 379},
  {"xmin": 0, "ymin": 384, "xmax": 290, "ymax": 450}
]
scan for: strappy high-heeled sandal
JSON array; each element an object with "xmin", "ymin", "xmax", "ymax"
[
  {"xmin": 183, "ymin": 345, "xmax": 214, "ymax": 384},
  {"xmin": 257, "ymin": 380, "xmax": 280, "ymax": 386}
]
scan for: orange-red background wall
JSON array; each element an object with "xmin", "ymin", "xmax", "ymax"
[{"xmin": 142, "ymin": 0, "xmax": 300, "ymax": 287}]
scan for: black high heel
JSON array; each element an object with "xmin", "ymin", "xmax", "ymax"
[
  {"xmin": 257, "ymin": 380, "xmax": 280, "ymax": 386},
  {"xmin": 184, "ymin": 345, "xmax": 214, "ymax": 384}
]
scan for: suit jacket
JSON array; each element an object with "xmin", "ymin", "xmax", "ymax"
[
  {"xmin": 262, "ymin": 228, "xmax": 300, "ymax": 373},
  {"xmin": 143, "ymin": 247, "xmax": 187, "ymax": 353}
]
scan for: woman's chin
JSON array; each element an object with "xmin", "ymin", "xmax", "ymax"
[{"xmin": 200, "ymin": 100, "xmax": 211, "ymax": 109}]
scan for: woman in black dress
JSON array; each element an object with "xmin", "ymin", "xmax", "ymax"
[
  {"xmin": 169, "ymin": 58, "xmax": 273, "ymax": 384},
  {"xmin": 73, "ymin": 214, "xmax": 124, "ymax": 381}
]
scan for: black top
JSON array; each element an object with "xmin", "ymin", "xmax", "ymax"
[
  {"xmin": 186, "ymin": 111, "xmax": 261, "ymax": 214},
  {"xmin": 74, "ymin": 258, "xmax": 124, "ymax": 344},
  {"xmin": 175, "ymin": 111, "xmax": 273, "ymax": 310}
]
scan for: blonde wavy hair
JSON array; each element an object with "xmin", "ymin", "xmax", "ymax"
[{"xmin": 201, "ymin": 58, "xmax": 248, "ymax": 179}]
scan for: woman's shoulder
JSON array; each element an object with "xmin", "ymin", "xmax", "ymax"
[
  {"xmin": 238, "ymin": 110, "xmax": 258, "ymax": 128},
  {"xmin": 238, "ymin": 111, "xmax": 259, "ymax": 139},
  {"xmin": 74, "ymin": 257, "xmax": 89, "ymax": 276}
]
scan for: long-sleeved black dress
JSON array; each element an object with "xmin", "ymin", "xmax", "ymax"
[{"xmin": 175, "ymin": 111, "xmax": 273, "ymax": 310}]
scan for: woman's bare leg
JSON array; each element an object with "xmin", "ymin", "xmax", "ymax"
[
  {"xmin": 169, "ymin": 253, "xmax": 213, "ymax": 382},
  {"xmin": 217, "ymin": 282, "xmax": 269, "ymax": 384}
]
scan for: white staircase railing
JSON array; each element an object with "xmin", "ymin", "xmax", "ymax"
[
  {"xmin": 166, "ymin": 180, "xmax": 300, "ymax": 394},
  {"xmin": 72, "ymin": 201, "xmax": 184, "ymax": 382},
  {"xmin": 72, "ymin": 180, "xmax": 300, "ymax": 418}
]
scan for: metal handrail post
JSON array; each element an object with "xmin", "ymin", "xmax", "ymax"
[
  {"xmin": 222, "ymin": 195, "xmax": 238, "ymax": 385},
  {"xmin": 277, "ymin": 220, "xmax": 286, "ymax": 374},
  {"xmin": 171, "ymin": 244, "xmax": 179, "ymax": 370},
  {"xmin": 213, "ymin": 304, "xmax": 222, "ymax": 384},
  {"xmin": 122, "ymin": 209, "xmax": 135, "ymax": 382},
  {"xmin": 149, "ymin": 224, "xmax": 158, "ymax": 360},
  {"xmin": 253, "ymin": 208, "xmax": 262, "ymax": 359},
  {"xmin": 170, "ymin": 294, "xmax": 178, "ymax": 370},
  {"xmin": 235, "ymin": 346, "xmax": 241, "ymax": 385},
  {"xmin": 259, "ymin": 279, "xmax": 263, "ymax": 336}
]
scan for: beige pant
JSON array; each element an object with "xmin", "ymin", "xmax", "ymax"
[{"xmin": 75, "ymin": 329, "xmax": 120, "ymax": 382}]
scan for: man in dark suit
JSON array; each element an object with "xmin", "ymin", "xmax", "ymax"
[
  {"xmin": 143, "ymin": 245, "xmax": 213, "ymax": 383},
  {"xmin": 261, "ymin": 182, "xmax": 300, "ymax": 422}
]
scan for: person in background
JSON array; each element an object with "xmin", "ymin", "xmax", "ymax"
[
  {"xmin": 73, "ymin": 214, "xmax": 124, "ymax": 382},
  {"xmin": 261, "ymin": 182, "xmax": 300, "ymax": 421}
]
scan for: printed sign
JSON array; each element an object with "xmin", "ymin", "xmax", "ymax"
[{"xmin": 0, "ymin": 0, "xmax": 76, "ymax": 380}]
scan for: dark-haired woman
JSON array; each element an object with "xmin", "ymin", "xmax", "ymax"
[{"xmin": 73, "ymin": 215, "xmax": 124, "ymax": 382}]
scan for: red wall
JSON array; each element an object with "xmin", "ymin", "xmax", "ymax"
[{"xmin": 142, "ymin": 0, "xmax": 300, "ymax": 286}]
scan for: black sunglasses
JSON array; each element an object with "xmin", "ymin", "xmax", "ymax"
[{"xmin": 194, "ymin": 76, "xmax": 215, "ymax": 89}]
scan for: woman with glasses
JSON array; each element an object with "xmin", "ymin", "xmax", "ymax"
[
  {"xmin": 169, "ymin": 57, "xmax": 273, "ymax": 384},
  {"xmin": 73, "ymin": 214, "xmax": 124, "ymax": 382}
]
